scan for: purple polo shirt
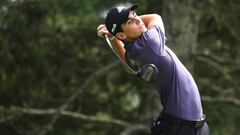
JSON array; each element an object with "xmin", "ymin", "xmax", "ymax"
[{"xmin": 125, "ymin": 23, "xmax": 203, "ymax": 120}]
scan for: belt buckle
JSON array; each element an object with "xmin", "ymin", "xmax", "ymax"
[{"xmin": 195, "ymin": 121, "xmax": 203, "ymax": 127}]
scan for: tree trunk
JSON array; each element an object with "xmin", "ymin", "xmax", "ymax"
[{"xmin": 162, "ymin": 0, "xmax": 206, "ymax": 71}]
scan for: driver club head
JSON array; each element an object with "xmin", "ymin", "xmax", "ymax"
[{"xmin": 137, "ymin": 64, "xmax": 159, "ymax": 83}]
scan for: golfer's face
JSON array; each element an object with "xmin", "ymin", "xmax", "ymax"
[{"xmin": 121, "ymin": 10, "xmax": 147, "ymax": 40}]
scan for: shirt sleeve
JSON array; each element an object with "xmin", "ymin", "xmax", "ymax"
[
  {"xmin": 139, "ymin": 24, "xmax": 167, "ymax": 56},
  {"xmin": 127, "ymin": 22, "xmax": 168, "ymax": 67}
]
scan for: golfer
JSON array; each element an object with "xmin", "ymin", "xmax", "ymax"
[{"xmin": 97, "ymin": 4, "xmax": 209, "ymax": 135}]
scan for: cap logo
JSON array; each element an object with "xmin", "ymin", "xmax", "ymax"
[
  {"xmin": 111, "ymin": 23, "xmax": 117, "ymax": 33},
  {"xmin": 117, "ymin": 7, "xmax": 124, "ymax": 13}
]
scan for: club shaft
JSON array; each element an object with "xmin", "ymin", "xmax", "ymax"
[{"xmin": 105, "ymin": 35, "xmax": 137, "ymax": 74}]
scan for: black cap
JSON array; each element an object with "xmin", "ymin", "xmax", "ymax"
[{"xmin": 105, "ymin": 4, "xmax": 138, "ymax": 36}]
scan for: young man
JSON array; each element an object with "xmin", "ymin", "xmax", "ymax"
[{"xmin": 97, "ymin": 4, "xmax": 209, "ymax": 135}]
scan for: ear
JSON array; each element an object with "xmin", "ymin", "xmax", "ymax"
[{"xmin": 115, "ymin": 32, "xmax": 127, "ymax": 40}]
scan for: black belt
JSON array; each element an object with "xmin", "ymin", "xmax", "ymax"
[{"xmin": 160, "ymin": 113, "xmax": 205, "ymax": 128}]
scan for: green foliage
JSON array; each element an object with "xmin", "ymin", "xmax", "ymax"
[
  {"xmin": 0, "ymin": 0, "xmax": 239, "ymax": 135},
  {"xmin": 196, "ymin": 1, "xmax": 240, "ymax": 134}
]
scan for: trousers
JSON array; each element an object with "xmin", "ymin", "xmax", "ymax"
[{"xmin": 151, "ymin": 117, "xmax": 210, "ymax": 135}]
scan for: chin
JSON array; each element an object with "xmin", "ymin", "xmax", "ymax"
[{"xmin": 142, "ymin": 27, "xmax": 147, "ymax": 31}]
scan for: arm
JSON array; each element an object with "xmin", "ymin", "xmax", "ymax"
[
  {"xmin": 97, "ymin": 24, "xmax": 135, "ymax": 74},
  {"xmin": 109, "ymin": 38, "xmax": 135, "ymax": 74},
  {"xmin": 140, "ymin": 14, "xmax": 165, "ymax": 34}
]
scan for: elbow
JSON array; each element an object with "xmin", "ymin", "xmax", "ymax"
[
  {"xmin": 147, "ymin": 14, "xmax": 163, "ymax": 27},
  {"xmin": 153, "ymin": 14, "xmax": 163, "ymax": 22},
  {"xmin": 151, "ymin": 14, "xmax": 162, "ymax": 19}
]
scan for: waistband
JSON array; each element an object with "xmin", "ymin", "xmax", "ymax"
[{"xmin": 159, "ymin": 113, "xmax": 206, "ymax": 128}]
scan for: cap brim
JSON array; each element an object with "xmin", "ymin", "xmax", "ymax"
[
  {"xmin": 127, "ymin": 4, "xmax": 138, "ymax": 11},
  {"xmin": 121, "ymin": 4, "xmax": 138, "ymax": 23}
]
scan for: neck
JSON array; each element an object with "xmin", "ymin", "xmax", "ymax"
[{"xmin": 125, "ymin": 37, "xmax": 136, "ymax": 43}]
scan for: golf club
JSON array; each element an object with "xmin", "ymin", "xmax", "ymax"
[
  {"xmin": 105, "ymin": 34, "xmax": 138, "ymax": 74},
  {"xmin": 104, "ymin": 35, "xmax": 159, "ymax": 83}
]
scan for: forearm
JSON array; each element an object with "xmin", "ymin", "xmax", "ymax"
[
  {"xmin": 110, "ymin": 38, "xmax": 126, "ymax": 61},
  {"xmin": 140, "ymin": 14, "xmax": 163, "ymax": 28},
  {"xmin": 96, "ymin": 24, "xmax": 134, "ymax": 74},
  {"xmin": 110, "ymin": 38, "xmax": 134, "ymax": 74}
]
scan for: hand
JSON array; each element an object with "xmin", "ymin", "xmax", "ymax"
[{"xmin": 97, "ymin": 24, "xmax": 110, "ymax": 38}]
